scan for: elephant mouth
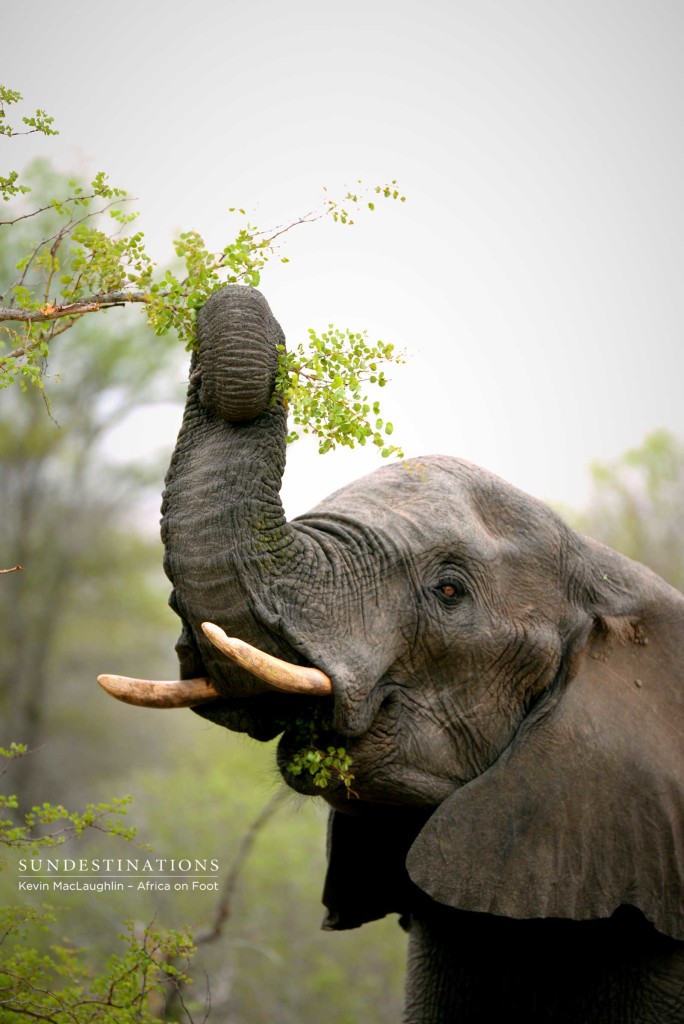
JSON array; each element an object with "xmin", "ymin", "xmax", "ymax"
[
  {"xmin": 189, "ymin": 691, "xmax": 333, "ymax": 744},
  {"xmin": 274, "ymin": 717, "xmax": 357, "ymax": 799},
  {"xmin": 97, "ymin": 623, "xmax": 361, "ymax": 796},
  {"xmin": 97, "ymin": 625, "xmax": 457, "ymax": 808}
]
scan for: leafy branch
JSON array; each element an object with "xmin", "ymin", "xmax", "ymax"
[
  {"xmin": 1, "ymin": 88, "xmax": 405, "ymax": 390},
  {"xmin": 0, "ymin": 744, "xmax": 139, "ymax": 853},
  {"xmin": 0, "ymin": 917, "xmax": 198, "ymax": 1024},
  {"xmin": 1, "ymin": 86, "xmax": 58, "ymax": 207},
  {"xmin": 0, "ymin": 183, "xmax": 404, "ymax": 392},
  {"xmin": 277, "ymin": 327, "xmax": 404, "ymax": 457},
  {"xmin": 0, "ymin": 85, "xmax": 58, "ymax": 144},
  {"xmin": 2, "ymin": 84, "xmax": 408, "ymax": 459}
]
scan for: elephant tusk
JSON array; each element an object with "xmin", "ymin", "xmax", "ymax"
[
  {"xmin": 97, "ymin": 674, "xmax": 220, "ymax": 708},
  {"xmin": 201, "ymin": 622, "xmax": 333, "ymax": 696}
]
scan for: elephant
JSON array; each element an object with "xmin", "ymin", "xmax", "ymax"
[{"xmin": 99, "ymin": 286, "xmax": 684, "ymax": 1022}]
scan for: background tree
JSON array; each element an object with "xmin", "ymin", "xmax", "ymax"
[
  {"xmin": 565, "ymin": 430, "xmax": 684, "ymax": 593},
  {"xmin": 0, "ymin": 160, "xmax": 185, "ymax": 808}
]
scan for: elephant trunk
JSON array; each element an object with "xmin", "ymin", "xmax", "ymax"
[
  {"xmin": 160, "ymin": 287, "xmax": 304, "ymax": 698},
  {"xmin": 195, "ymin": 284, "xmax": 280, "ymax": 423}
]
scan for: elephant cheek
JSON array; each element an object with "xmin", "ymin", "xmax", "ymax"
[{"xmin": 386, "ymin": 689, "xmax": 522, "ymax": 796}]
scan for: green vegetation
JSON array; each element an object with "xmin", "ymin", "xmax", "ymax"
[
  {"xmin": 286, "ymin": 743, "xmax": 356, "ymax": 794},
  {"xmin": 1, "ymin": 909, "xmax": 197, "ymax": 1024},
  {"xmin": 0, "ymin": 744, "xmax": 137, "ymax": 852},
  {"xmin": 0, "ymin": 746, "xmax": 198, "ymax": 1022},
  {"xmin": 0, "ymin": 726, "xmax": 405, "ymax": 1021},
  {"xmin": 278, "ymin": 328, "xmax": 404, "ymax": 457},
  {"xmin": 284, "ymin": 718, "xmax": 357, "ymax": 795},
  {"xmin": 564, "ymin": 430, "xmax": 684, "ymax": 593},
  {"xmin": 1, "ymin": 86, "xmax": 406, "ymax": 464}
]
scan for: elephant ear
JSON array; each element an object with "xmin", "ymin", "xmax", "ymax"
[{"xmin": 407, "ymin": 543, "xmax": 684, "ymax": 941}]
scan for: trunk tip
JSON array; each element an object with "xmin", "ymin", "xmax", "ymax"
[{"xmin": 196, "ymin": 286, "xmax": 283, "ymax": 423}]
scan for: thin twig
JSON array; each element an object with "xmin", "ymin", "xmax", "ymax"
[
  {"xmin": 196, "ymin": 790, "xmax": 286, "ymax": 945},
  {"xmin": 256, "ymin": 209, "xmax": 322, "ymax": 245},
  {"xmin": 0, "ymin": 192, "xmax": 135, "ymax": 227},
  {"xmin": 147, "ymin": 790, "xmax": 286, "ymax": 1018}
]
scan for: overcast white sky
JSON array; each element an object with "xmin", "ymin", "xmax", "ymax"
[{"xmin": 4, "ymin": 0, "xmax": 683, "ymax": 518}]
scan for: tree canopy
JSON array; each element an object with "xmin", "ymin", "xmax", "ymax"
[
  {"xmin": 1, "ymin": 85, "xmax": 406, "ymax": 457},
  {"xmin": 567, "ymin": 430, "xmax": 684, "ymax": 593}
]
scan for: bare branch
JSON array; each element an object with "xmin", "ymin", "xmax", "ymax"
[
  {"xmin": 255, "ymin": 209, "xmax": 322, "ymax": 245},
  {"xmin": 0, "ymin": 291, "xmax": 151, "ymax": 324},
  {"xmin": 0, "ymin": 291, "xmax": 155, "ymax": 373},
  {"xmin": 147, "ymin": 791, "xmax": 286, "ymax": 1018},
  {"xmin": 0, "ymin": 566, "xmax": 23, "ymax": 574},
  {"xmin": 0, "ymin": 190, "xmax": 108, "ymax": 226},
  {"xmin": 197, "ymin": 790, "xmax": 286, "ymax": 945}
]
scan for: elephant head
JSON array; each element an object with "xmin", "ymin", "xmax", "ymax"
[{"xmin": 99, "ymin": 286, "xmax": 684, "ymax": 949}]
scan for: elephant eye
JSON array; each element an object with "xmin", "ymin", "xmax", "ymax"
[{"xmin": 434, "ymin": 580, "xmax": 466, "ymax": 605}]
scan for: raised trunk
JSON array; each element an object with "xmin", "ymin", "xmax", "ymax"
[{"xmin": 160, "ymin": 288, "xmax": 305, "ymax": 700}]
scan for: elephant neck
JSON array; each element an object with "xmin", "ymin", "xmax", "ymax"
[{"xmin": 403, "ymin": 908, "xmax": 682, "ymax": 1022}]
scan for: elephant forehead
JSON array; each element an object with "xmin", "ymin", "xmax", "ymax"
[
  {"xmin": 299, "ymin": 455, "xmax": 563, "ymax": 560},
  {"xmin": 304, "ymin": 457, "xmax": 474, "ymax": 527}
]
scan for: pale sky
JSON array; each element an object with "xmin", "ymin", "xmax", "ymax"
[{"xmin": 4, "ymin": 0, "xmax": 683, "ymax": 518}]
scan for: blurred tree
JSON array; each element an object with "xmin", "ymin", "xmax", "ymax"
[
  {"xmin": 0, "ymin": 161, "xmax": 408, "ymax": 1021},
  {"xmin": 567, "ymin": 430, "xmax": 684, "ymax": 592},
  {"xmin": 0, "ymin": 162, "xmax": 185, "ymax": 807},
  {"xmin": 127, "ymin": 732, "xmax": 406, "ymax": 1023}
]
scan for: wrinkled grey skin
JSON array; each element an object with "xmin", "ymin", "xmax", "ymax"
[{"xmin": 160, "ymin": 287, "xmax": 684, "ymax": 1023}]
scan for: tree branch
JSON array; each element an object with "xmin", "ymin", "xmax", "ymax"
[
  {"xmin": 147, "ymin": 791, "xmax": 286, "ymax": 1018},
  {"xmin": 195, "ymin": 790, "xmax": 286, "ymax": 946},
  {"xmin": 0, "ymin": 189, "xmax": 124, "ymax": 227},
  {"xmin": 256, "ymin": 209, "xmax": 322, "ymax": 245},
  {"xmin": 0, "ymin": 291, "xmax": 151, "ymax": 324}
]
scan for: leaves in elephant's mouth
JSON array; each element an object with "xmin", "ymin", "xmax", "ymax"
[{"xmin": 281, "ymin": 717, "xmax": 357, "ymax": 797}]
